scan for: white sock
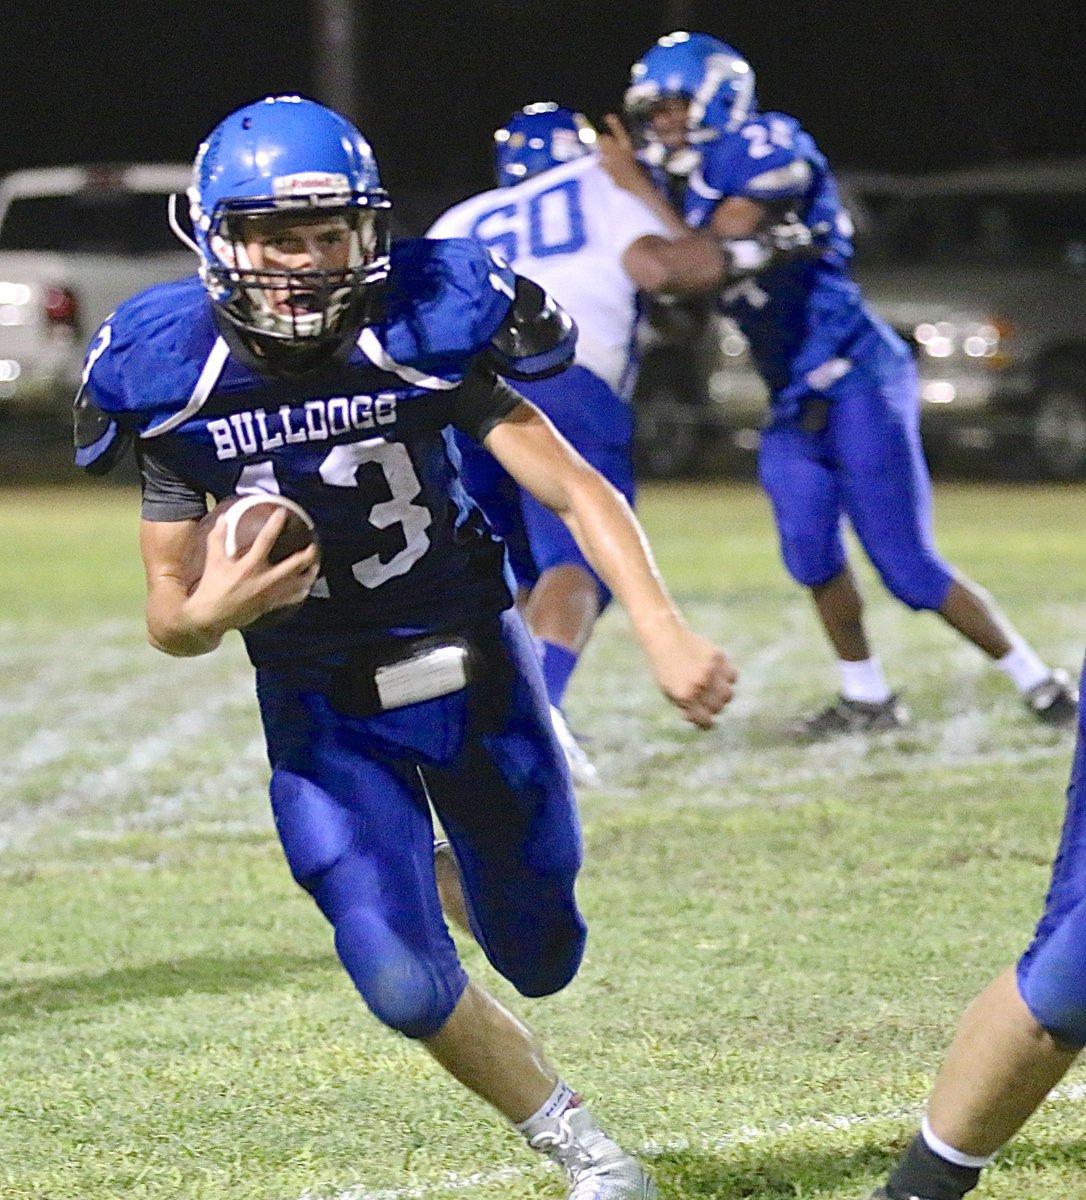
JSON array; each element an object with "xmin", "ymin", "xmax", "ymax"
[
  {"xmin": 515, "ymin": 1079, "xmax": 576, "ymax": 1134},
  {"xmin": 921, "ymin": 1114, "xmax": 995, "ymax": 1168},
  {"xmin": 995, "ymin": 641, "xmax": 1050, "ymax": 694},
  {"xmin": 838, "ymin": 658, "xmax": 891, "ymax": 703}
]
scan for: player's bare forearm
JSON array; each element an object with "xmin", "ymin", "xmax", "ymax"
[
  {"xmin": 141, "ymin": 519, "xmax": 228, "ymax": 656},
  {"xmin": 559, "ymin": 476, "xmax": 737, "ymax": 725},
  {"xmin": 485, "ymin": 404, "xmax": 737, "ymax": 724},
  {"xmin": 625, "ymin": 232, "xmax": 725, "ymax": 295},
  {"xmin": 486, "ymin": 404, "xmax": 674, "ymax": 620},
  {"xmin": 145, "ymin": 581, "xmax": 228, "ymax": 657}
]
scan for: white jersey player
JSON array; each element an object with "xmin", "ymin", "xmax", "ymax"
[{"xmin": 428, "ymin": 103, "xmax": 721, "ymax": 785}]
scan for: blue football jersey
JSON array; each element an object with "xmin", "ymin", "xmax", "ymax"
[
  {"xmin": 79, "ymin": 238, "xmax": 572, "ymax": 665},
  {"xmin": 679, "ymin": 112, "xmax": 882, "ymax": 409}
]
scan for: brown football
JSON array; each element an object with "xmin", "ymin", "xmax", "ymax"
[{"xmin": 181, "ymin": 494, "xmax": 319, "ymax": 626}]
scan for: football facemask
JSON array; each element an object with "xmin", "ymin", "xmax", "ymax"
[
  {"xmin": 208, "ymin": 206, "xmax": 387, "ymax": 347},
  {"xmin": 184, "ymin": 95, "xmax": 392, "ymax": 369},
  {"xmin": 624, "ymin": 30, "xmax": 757, "ymax": 163}
]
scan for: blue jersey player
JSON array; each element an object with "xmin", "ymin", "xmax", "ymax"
[
  {"xmin": 868, "ymin": 685, "xmax": 1086, "ymax": 1199},
  {"xmin": 74, "ymin": 96, "xmax": 737, "ymax": 1199},
  {"xmin": 603, "ymin": 31, "xmax": 1076, "ymax": 735},
  {"xmin": 428, "ymin": 103, "xmax": 722, "ymax": 784}
]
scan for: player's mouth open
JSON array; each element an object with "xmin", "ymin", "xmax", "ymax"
[{"xmin": 284, "ymin": 291, "xmax": 320, "ymax": 314}]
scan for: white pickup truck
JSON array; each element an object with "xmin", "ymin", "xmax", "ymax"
[{"xmin": 0, "ymin": 163, "xmax": 193, "ymax": 417}]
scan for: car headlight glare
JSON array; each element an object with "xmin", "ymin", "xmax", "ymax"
[{"xmin": 914, "ymin": 317, "xmax": 1009, "ymax": 363}]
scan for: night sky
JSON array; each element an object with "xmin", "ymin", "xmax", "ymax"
[{"xmin": 8, "ymin": 1, "xmax": 1086, "ymax": 232}]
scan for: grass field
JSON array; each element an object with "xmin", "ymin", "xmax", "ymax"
[{"xmin": 1, "ymin": 478, "xmax": 1083, "ymax": 1200}]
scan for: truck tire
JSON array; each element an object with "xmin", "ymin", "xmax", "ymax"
[{"xmin": 1031, "ymin": 371, "xmax": 1086, "ymax": 479}]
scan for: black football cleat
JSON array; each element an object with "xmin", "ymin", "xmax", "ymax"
[
  {"xmin": 1025, "ymin": 668, "xmax": 1079, "ymax": 727},
  {"xmin": 792, "ymin": 693, "xmax": 910, "ymax": 738}
]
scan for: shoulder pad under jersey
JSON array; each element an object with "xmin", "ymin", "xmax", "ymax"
[
  {"xmin": 484, "ymin": 275, "xmax": 576, "ymax": 381},
  {"xmin": 378, "ymin": 238, "xmax": 521, "ymax": 375},
  {"xmin": 79, "ymin": 276, "xmax": 212, "ymax": 419},
  {"xmin": 701, "ymin": 113, "xmax": 813, "ymax": 202},
  {"xmin": 75, "ymin": 276, "xmax": 212, "ymax": 471}
]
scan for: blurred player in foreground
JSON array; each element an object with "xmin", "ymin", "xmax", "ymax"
[
  {"xmin": 429, "ymin": 102, "xmax": 723, "ymax": 783},
  {"xmin": 602, "ymin": 30, "xmax": 1076, "ymax": 737},
  {"xmin": 73, "ymin": 94, "xmax": 736, "ymax": 1199},
  {"xmin": 870, "ymin": 667, "xmax": 1086, "ymax": 1198}
]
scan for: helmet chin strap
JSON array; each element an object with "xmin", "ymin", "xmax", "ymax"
[
  {"xmin": 167, "ymin": 193, "xmax": 202, "ymax": 255},
  {"xmin": 195, "ymin": 204, "xmax": 388, "ymax": 354}
]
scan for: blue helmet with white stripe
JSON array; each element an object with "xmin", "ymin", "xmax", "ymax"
[
  {"xmin": 186, "ymin": 95, "xmax": 392, "ymax": 369},
  {"xmin": 624, "ymin": 31, "xmax": 757, "ymax": 149},
  {"xmin": 493, "ymin": 103, "xmax": 596, "ymax": 187}
]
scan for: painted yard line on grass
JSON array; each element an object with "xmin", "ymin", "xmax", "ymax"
[
  {"xmin": 300, "ymin": 1083, "xmax": 1086, "ymax": 1200},
  {"xmin": 596, "ymin": 735, "xmax": 1075, "ymax": 816},
  {"xmin": 0, "ymin": 620, "xmax": 172, "ymax": 720},
  {"xmin": 0, "ymin": 685, "xmax": 260, "ymax": 852}
]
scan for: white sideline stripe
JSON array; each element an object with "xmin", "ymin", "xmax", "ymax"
[
  {"xmin": 298, "ymin": 1083, "xmax": 1086, "ymax": 1200},
  {"xmin": 0, "ymin": 619, "xmax": 263, "ymax": 851},
  {"xmin": 0, "ymin": 694, "xmax": 257, "ymax": 852},
  {"xmin": 0, "ymin": 652, "xmax": 260, "ymax": 851}
]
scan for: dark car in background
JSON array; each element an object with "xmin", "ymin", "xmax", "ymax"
[{"xmin": 633, "ymin": 157, "xmax": 1086, "ymax": 480}]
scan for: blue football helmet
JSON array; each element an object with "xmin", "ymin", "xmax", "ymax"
[
  {"xmin": 624, "ymin": 31, "xmax": 757, "ymax": 153},
  {"xmin": 186, "ymin": 95, "xmax": 392, "ymax": 368},
  {"xmin": 493, "ymin": 103, "xmax": 596, "ymax": 187}
]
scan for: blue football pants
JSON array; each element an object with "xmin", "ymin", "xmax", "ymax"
[
  {"xmin": 1018, "ymin": 657, "xmax": 1086, "ymax": 1045},
  {"xmin": 255, "ymin": 609, "xmax": 586, "ymax": 1039},
  {"xmin": 758, "ymin": 332, "xmax": 954, "ymax": 612}
]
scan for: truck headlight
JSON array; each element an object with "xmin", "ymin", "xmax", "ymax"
[{"xmin": 913, "ymin": 318, "xmax": 1012, "ymax": 366}]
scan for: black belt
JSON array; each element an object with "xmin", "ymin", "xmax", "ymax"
[{"xmin": 328, "ymin": 629, "xmax": 490, "ymax": 718}]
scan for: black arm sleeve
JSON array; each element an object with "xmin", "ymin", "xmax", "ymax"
[
  {"xmin": 450, "ymin": 366, "xmax": 525, "ymax": 443},
  {"xmin": 136, "ymin": 443, "xmax": 209, "ymax": 522}
]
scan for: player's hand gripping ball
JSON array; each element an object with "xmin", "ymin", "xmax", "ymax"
[{"xmin": 182, "ymin": 493, "xmax": 319, "ymax": 628}]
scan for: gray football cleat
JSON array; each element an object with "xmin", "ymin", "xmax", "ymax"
[
  {"xmin": 792, "ymin": 693, "xmax": 910, "ymax": 738},
  {"xmin": 1025, "ymin": 668, "xmax": 1078, "ymax": 726},
  {"xmin": 527, "ymin": 1106, "xmax": 656, "ymax": 1200}
]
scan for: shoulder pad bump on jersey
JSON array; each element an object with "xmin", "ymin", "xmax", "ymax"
[
  {"xmin": 485, "ymin": 276, "xmax": 576, "ymax": 381},
  {"xmin": 73, "ymin": 388, "xmax": 131, "ymax": 475}
]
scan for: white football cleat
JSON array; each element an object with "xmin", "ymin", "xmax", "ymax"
[
  {"xmin": 550, "ymin": 705, "xmax": 600, "ymax": 787},
  {"xmin": 527, "ymin": 1106, "xmax": 656, "ymax": 1200}
]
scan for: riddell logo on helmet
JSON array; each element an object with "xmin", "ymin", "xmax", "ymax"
[{"xmin": 272, "ymin": 172, "xmax": 350, "ymax": 195}]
